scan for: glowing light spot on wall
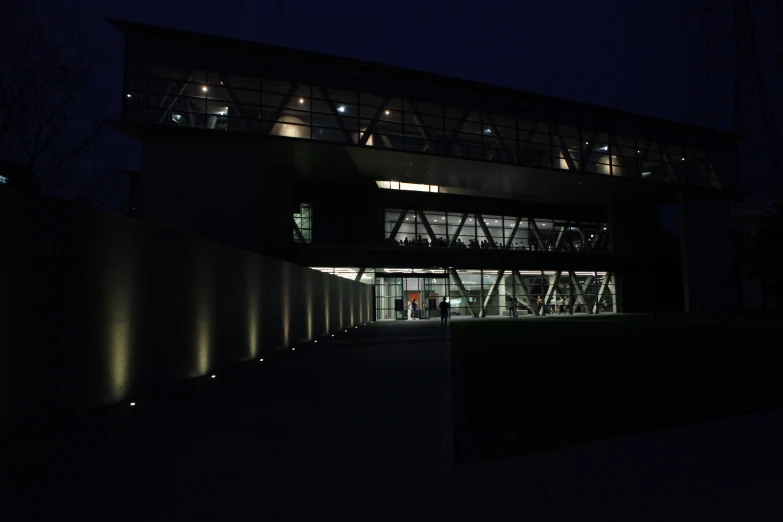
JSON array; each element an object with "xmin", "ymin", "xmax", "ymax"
[
  {"xmin": 105, "ymin": 265, "xmax": 135, "ymax": 404},
  {"xmin": 350, "ymin": 285, "xmax": 355, "ymax": 324},
  {"xmin": 247, "ymin": 260, "xmax": 260, "ymax": 359},
  {"xmin": 338, "ymin": 282, "xmax": 344, "ymax": 329},
  {"xmin": 281, "ymin": 263, "xmax": 291, "ymax": 347},
  {"xmin": 194, "ymin": 261, "xmax": 214, "ymax": 376},
  {"xmin": 306, "ymin": 272, "xmax": 313, "ymax": 339},
  {"xmin": 324, "ymin": 278, "xmax": 331, "ymax": 335}
]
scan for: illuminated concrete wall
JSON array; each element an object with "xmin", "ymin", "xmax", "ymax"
[{"xmin": 0, "ymin": 189, "xmax": 372, "ymax": 433}]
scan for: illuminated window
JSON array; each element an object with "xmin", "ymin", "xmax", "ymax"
[
  {"xmin": 376, "ymin": 180, "xmax": 438, "ymax": 193},
  {"xmin": 293, "ymin": 203, "xmax": 312, "ymax": 243}
]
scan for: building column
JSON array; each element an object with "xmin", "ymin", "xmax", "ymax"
[{"xmin": 678, "ymin": 190, "xmax": 735, "ymax": 313}]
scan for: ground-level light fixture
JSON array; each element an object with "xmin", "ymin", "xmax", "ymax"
[
  {"xmin": 299, "ymin": 98, "xmax": 304, "ymax": 103},
  {"xmin": 211, "ymin": 375, "xmax": 216, "ymax": 378},
  {"xmin": 126, "ymin": 93, "xmax": 132, "ymax": 97},
  {"xmin": 130, "ymin": 402, "xmax": 136, "ymax": 406},
  {"xmin": 385, "ymin": 110, "xmax": 390, "ymax": 115},
  {"xmin": 337, "ymin": 106, "xmax": 346, "ymax": 113},
  {"xmin": 202, "ymin": 86, "xmax": 208, "ymax": 92}
]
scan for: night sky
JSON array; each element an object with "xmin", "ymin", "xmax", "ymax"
[{"xmin": 37, "ymin": 0, "xmax": 734, "ymax": 130}]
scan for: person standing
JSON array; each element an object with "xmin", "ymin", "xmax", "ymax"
[
  {"xmin": 411, "ymin": 299, "xmax": 418, "ymax": 320},
  {"xmin": 439, "ymin": 298, "xmax": 450, "ymax": 326}
]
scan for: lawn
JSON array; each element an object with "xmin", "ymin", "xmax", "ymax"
[{"xmin": 450, "ymin": 315, "xmax": 782, "ymax": 464}]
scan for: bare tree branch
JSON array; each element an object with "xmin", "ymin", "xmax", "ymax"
[{"xmin": 0, "ymin": 2, "xmax": 122, "ymax": 196}]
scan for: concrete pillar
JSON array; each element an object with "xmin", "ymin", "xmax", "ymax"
[{"xmin": 678, "ymin": 190, "xmax": 735, "ymax": 313}]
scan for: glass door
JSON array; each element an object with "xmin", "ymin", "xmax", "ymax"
[
  {"xmin": 423, "ymin": 275, "xmax": 448, "ymax": 320},
  {"xmin": 375, "ymin": 276, "xmax": 403, "ymax": 320}
]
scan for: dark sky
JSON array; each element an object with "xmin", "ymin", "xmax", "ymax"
[{"xmin": 37, "ymin": 0, "xmax": 734, "ymax": 130}]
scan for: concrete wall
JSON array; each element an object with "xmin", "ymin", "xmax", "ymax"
[
  {"xmin": 138, "ymin": 133, "xmax": 293, "ymax": 253},
  {"xmin": 679, "ymin": 190, "xmax": 736, "ymax": 313},
  {"xmin": 0, "ymin": 188, "xmax": 372, "ymax": 433}
]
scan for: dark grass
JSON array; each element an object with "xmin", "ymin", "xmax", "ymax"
[{"xmin": 450, "ymin": 314, "xmax": 783, "ymax": 464}]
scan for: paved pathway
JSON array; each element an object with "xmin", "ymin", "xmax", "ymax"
[
  {"xmin": 5, "ymin": 318, "xmax": 783, "ymax": 521},
  {"xmin": 7, "ymin": 320, "xmax": 451, "ymax": 521}
]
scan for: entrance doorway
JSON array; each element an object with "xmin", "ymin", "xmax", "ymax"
[{"xmin": 375, "ymin": 272, "xmax": 449, "ymax": 321}]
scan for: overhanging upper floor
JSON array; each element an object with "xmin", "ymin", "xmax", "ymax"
[{"xmin": 111, "ymin": 18, "xmax": 736, "ymax": 195}]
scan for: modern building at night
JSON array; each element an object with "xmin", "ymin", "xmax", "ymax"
[{"xmin": 110, "ymin": 19, "xmax": 737, "ymax": 319}]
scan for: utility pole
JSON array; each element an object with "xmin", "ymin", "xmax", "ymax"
[{"xmin": 687, "ymin": 0, "xmax": 783, "ymax": 200}]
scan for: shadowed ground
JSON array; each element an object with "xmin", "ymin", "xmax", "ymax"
[
  {"xmin": 450, "ymin": 314, "xmax": 783, "ymax": 463},
  {"xmin": 3, "ymin": 317, "xmax": 783, "ymax": 521}
]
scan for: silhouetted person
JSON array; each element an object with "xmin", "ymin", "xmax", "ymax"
[
  {"xmin": 411, "ymin": 299, "xmax": 418, "ymax": 319},
  {"xmin": 439, "ymin": 298, "xmax": 450, "ymax": 326}
]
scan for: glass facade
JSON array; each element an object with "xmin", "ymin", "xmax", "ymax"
[
  {"xmin": 310, "ymin": 266, "xmax": 618, "ymax": 320},
  {"xmin": 384, "ymin": 209, "xmax": 610, "ymax": 253},
  {"xmin": 122, "ymin": 41, "xmax": 733, "ymax": 189},
  {"xmin": 369, "ymin": 268, "xmax": 618, "ymax": 320},
  {"xmin": 293, "ymin": 203, "xmax": 312, "ymax": 243},
  {"xmin": 374, "ymin": 269, "xmax": 449, "ymax": 320}
]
